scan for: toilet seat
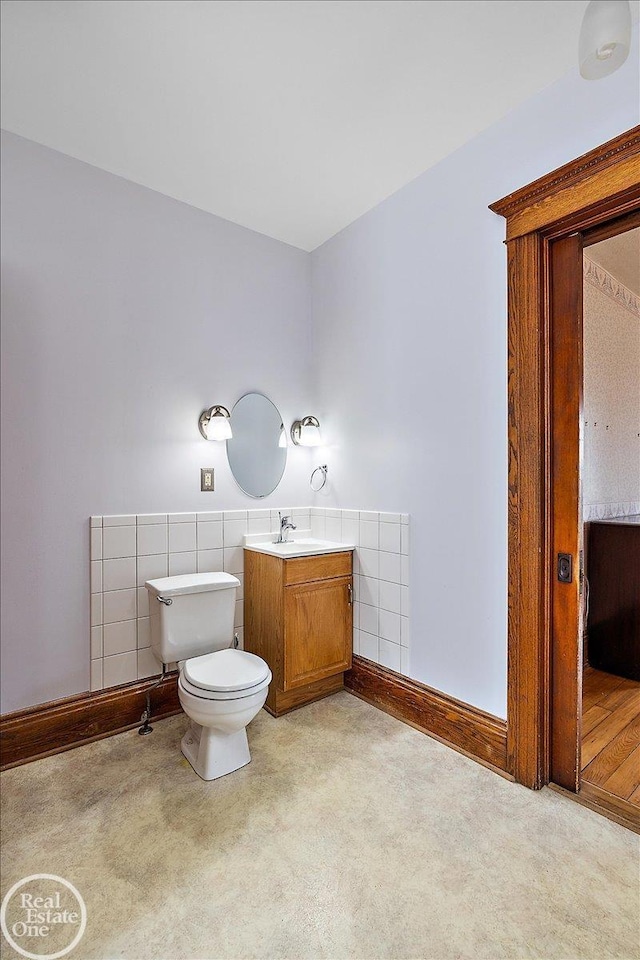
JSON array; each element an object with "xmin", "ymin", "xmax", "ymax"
[{"xmin": 181, "ymin": 648, "xmax": 271, "ymax": 701}]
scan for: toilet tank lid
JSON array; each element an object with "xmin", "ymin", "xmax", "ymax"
[{"xmin": 145, "ymin": 572, "xmax": 240, "ymax": 597}]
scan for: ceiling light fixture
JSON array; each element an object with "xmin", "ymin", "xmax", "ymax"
[{"xmin": 579, "ymin": 0, "xmax": 632, "ymax": 80}]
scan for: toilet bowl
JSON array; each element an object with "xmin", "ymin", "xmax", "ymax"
[
  {"xmin": 145, "ymin": 572, "xmax": 271, "ymax": 781},
  {"xmin": 177, "ymin": 648, "xmax": 271, "ymax": 780}
]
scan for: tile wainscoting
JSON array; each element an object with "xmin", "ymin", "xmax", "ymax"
[{"xmin": 89, "ymin": 507, "xmax": 410, "ymax": 691}]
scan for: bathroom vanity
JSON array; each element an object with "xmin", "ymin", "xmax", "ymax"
[{"xmin": 244, "ymin": 541, "xmax": 354, "ymax": 716}]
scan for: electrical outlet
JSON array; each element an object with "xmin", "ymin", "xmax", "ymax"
[{"xmin": 200, "ymin": 468, "xmax": 215, "ymax": 492}]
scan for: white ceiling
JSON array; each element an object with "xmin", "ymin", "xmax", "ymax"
[{"xmin": 1, "ymin": 1, "xmax": 637, "ymax": 250}]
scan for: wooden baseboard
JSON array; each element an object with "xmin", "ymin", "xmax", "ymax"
[
  {"xmin": 565, "ymin": 781, "xmax": 640, "ymax": 834},
  {"xmin": 345, "ymin": 656, "xmax": 509, "ymax": 774},
  {"xmin": 0, "ymin": 673, "xmax": 181, "ymax": 770}
]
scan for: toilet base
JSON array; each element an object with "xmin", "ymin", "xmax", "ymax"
[{"xmin": 181, "ymin": 721, "xmax": 251, "ymax": 781}]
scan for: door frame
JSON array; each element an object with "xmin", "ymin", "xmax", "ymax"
[{"xmin": 490, "ymin": 126, "xmax": 640, "ymax": 791}]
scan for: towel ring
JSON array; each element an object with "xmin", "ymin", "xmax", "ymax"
[{"xmin": 310, "ymin": 464, "xmax": 328, "ymax": 492}]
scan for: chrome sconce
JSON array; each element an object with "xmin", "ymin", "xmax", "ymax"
[
  {"xmin": 199, "ymin": 405, "xmax": 232, "ymax": 441},
  {"xmin": 290, "ymin": 415, "xmax": 322, "ymax": 446}
]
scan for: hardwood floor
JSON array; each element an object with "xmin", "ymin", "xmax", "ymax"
[{"xmin": 581, "ymin": 666, "xmax": 640, "ymax": 807}]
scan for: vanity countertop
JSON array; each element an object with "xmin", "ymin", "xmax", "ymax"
[{"xmin": 243, "ymin": 534, "xmax": 354, "ymax": 558}]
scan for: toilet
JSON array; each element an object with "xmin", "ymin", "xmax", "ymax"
[{"xmin": 145, "ymin": 572, "xmax": 271, "ymax": 781}]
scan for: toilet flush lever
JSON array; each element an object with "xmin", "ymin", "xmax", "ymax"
[{"xmin": 157, "ymin": 595, "xmax": 173, "ymax": 606}]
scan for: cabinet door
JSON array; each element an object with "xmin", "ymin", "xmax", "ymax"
[{"xmin": 284, "ymin": 576, "xmax": 352, "ymax": 689}]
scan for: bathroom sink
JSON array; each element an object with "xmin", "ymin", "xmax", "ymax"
[{"xmin": 243, "ymin": 537, "xmax": 355, "ymax": 558}]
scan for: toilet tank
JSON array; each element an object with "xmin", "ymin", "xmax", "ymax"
[{"xmin": 145, "ymin": 572, "xmax": 240, "ymax": 664}]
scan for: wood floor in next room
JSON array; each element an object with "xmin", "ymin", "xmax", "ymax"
[{"xmin": 582, "ymin": 666, "xmax": 640, "ymax": 804}]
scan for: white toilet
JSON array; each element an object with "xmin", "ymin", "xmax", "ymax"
[{"xmin": 145, "ymin": 572, "xmax": 271, "ymax": 781}]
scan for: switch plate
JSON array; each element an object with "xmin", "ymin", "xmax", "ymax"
[{"xmin": 200, "ymin": 468, "xmax": 215, "ymax": 492}]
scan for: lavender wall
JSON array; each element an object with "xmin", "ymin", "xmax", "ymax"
[
  {"xmin": 311, "ymin": 51, "xmax": 639, "ymax": 718},
  {"xmin": 1, "ymin": 131, "xmax": 313, "ymax": 713}
]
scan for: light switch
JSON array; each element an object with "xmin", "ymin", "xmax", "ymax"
[{"xmin": 200, "ymin": 468, "xmax": 215, "ymax": 492}]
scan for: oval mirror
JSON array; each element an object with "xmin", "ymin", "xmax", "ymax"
[{"xmin": 226, "ymin": 393, "xmax": 287, "ymax": 498}]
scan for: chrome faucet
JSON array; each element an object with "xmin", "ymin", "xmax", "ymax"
[{"xmin": 274, "ymin": 511, "xmax": 296, "ymax": 544}]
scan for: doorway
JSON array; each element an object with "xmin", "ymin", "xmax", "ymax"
[
  {"xmin": 490, "ymin": 125, "xmax": 640, "ymax": 830},
  {"xmin": 579, "ymin": 225, "xmax": 640, "ymax": 811}
]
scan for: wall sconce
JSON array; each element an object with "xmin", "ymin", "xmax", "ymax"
[
  {"xmin": 290, "ymin": 416, "xmax": 322, "ymax": 446},
  {"xmin": 199, "ymin": 405, "xmax": 232, "ymax": 441}
]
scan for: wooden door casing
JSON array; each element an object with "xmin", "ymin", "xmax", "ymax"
[
  {"xmin": 550, "ymin": 233, "xmax": 584, "ymax": 791},
  {"xmin": 284, "ymin": 576, "xmax": 353, "ymax": 689}
]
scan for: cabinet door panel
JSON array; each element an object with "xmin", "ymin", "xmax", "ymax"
[{"xmin": 284, "ymin": 576, "xmax": 352, "ymax": 689}]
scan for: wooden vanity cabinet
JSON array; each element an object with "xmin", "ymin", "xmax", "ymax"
[{"xmin": 244, "ymin": 549, "xmax": 353, "ymax": 716}]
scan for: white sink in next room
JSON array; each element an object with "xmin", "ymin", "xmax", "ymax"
[{"xmin": 243, "ymin": 533, "xmax": 354, "ymax": 558}]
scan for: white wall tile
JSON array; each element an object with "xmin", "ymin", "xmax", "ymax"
[
  {"xmin": 103, "ymin": 525, "xmax": 136, "ymax": 560},
  {"xmin": 90, "ymin": 626, "xmax": 103, "ymax": 659},
  {"xmin": 359, "ymin": 575, "xmax": 380, "ymax": 606},
  {"xmin": 169, "ymin": 513, "xmax": 196, "ymax": 523},
  {"xmin": 223, "ymin": 510, "xmax": 247, "ymax": 521},
  {"xmin": 90, "ymin": 659, "xmax": 103, "ymax": 691},
  {"xmin": 248, "ymin": 518, "xmax": 271, "ymax": 535},
  {"xmin": 379, "ymin": 581, "xmax": 402, "ymax": 614},
  {"xmin": 169, "ymin": 552, "xmax": 197, "ymax": 576},
  {"xmin": 400, "ymin": 514, "xmax": 409, "ymax": 525},
  {"xmin": 400, "ymin": 647, "xmax": 410, "ymax": 674},
  {"xmin": 137, "ymin": 523, "xmax": 167, "ymax": 556},
  {"xmin": 379, "ymin": 522, "xmax": 401, "ymax": 554},
  {"xmin": 103, "ymin": 515, "xmax": 136, "ymax": 527},
  {"xmin": 90, "ymin": 593, "xmax": 103, "ymax": 627},
  {"xmin": 234, "ymin": 599, "xmax": 244, "ymax": 628},
  {"xmin": 341, "ymin": 519, "xmax": 359, "ymax": 544},
  {"xmin": 401, "ymin": 525, "xmax": 410, "ymax": 556},
  {"xmin": 359, "ymin": 632, "xmax": 379, "ymax": 663},
  {"xmin": 360, "ymin": 603, "xmax": 378, "ymax": 637},
  {"xmin": 379, "ymin": 609, "xmax": 401, "ymax": 643},
  {"xmin": 235, "ymin": 574, "xmax": 244, "ymax": 600},
  {"xmin": 358, "ymin": 548, "xmax": 379, "ymax": 579},
  {"xmin": 197, "ymin": 549, "xmax": 224, "ymax": 573},
  {"xmin": 401, "ymin": 617, "xmax": 410, "ymax": 647},
  {"xmin": 223, "ymin": 547, "xmax": 244, "ymax": 575},
  {"xmin": 90, "ymin": 560, "xmax": 102, "ymax": 594},
  {"xmin": 379, "ymin": 638, "xmax": 401, "ymax": 671},
  {"xmin": 379, "ymin": 512, "xmax": 401, "ymax": 523},
  {"xmin": 103, "ymin": 620, "xmax": 137, "ymax": 657},
  {"xmin": 248, "ymin": 508, "xmax": 270, "ymax": 520},
  {"xmin": 169, "ymin": 522, "xmax": 196, "ymax": 553},
  {"xmin": 103, "ymin": 557, "xmax": 136, "ymax": 592},
  {"xmin": 379, "ymin": 552, "xmax": 401, "ymax": 584},
  {"xmin": 197, "ymin": 521, "xmax": 223, "ymax": 550},
  {"xmin": 103, "ymin": 589, "xmax": 136, "ymax": 623},
  {"xmin": 311, "ymin": 514, "xmax": 326, "ymax": 538},
  {"xmin": 137, "ymin": 587, "xmax": 149, "ymax": 618},
  {"xmin": 137, "ymin": 554, "xmax": 168, "ymax": 586},
  {"xmin": 90, "ymin": 527, "xmax": 102, "ymax": 560},
  {"xmin": 352, "ymin": 629, "xmax": 361, "ymax": 655},
  {"xmin": 138, "ymin": 647, "xmax": 162, "ymax": 680},
  {"xmin": 325, "ymin": 517, "xmax": 342, "ymax": 540},
  {"xmin": 401, "ymin": 555, "xmax": 409, "ymax": 585},
  {"xmin": 90, "ymin": 516, "xmax": 102, "ymax": 528},
  {"xmin": 360, "ymin": 520, "xmax": 379, "ymax": 549},
  {"xmin": 137, "ymin": 617, "xmax": 150, "ymax": 650},
  {"xmin": 223, "ymin": 519, "xmax": 246, "ymax": 547},
  {"xmin": 137, "ymin": 513, "xmax": 167, "ymax": 525},
  {"xmin": 103, "ymin": 651, "xmax": 137, "ymax": 687},
  {"xmin": 352, "ymin": 601, "xmax": 360, "ymax": 628},
  {"xmin": 400, "ymin": 585, "xmax": 410, "ymax": 616},
  {"xmin": 341, "ymin": 509, "xmax": 359, "ymax": 521},
  {"xmin": 359, "ymin": 511, "xmax": 379, "ymax": 522},
  {"xmin": 197, "ymin": 511, "xmax": 223, "ymax": 522}
]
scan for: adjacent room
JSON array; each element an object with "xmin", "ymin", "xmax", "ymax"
[{"xmin": 1, "ymin": 2, "xmax": 639, "ymax": 959}]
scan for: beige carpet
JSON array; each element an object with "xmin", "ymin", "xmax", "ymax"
[{"xmin": 1, "ymin": 692, "xmax": 638, "ymax": 960}]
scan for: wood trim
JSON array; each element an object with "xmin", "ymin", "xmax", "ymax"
[
  {"xmin": 345, "ymin": 656, "xmax": 508, "ymax": 773},
  {"xmin": 492, "ymin": 128, "xmax": 640, "ymax": 794},
  {"xmin": 505, "ymin": 232, "xmax": 549, "ymax": 788},
  {"xmin": 549, "ymin": 782, "xmax": 640, "ymax": 835},
  {"xmin": 0, "ymin": 673, "xmax": 181, "ymax": 770},
  {"xmin": 489, "ymin": 126, "xmax": 640, "ymax": 237}
]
